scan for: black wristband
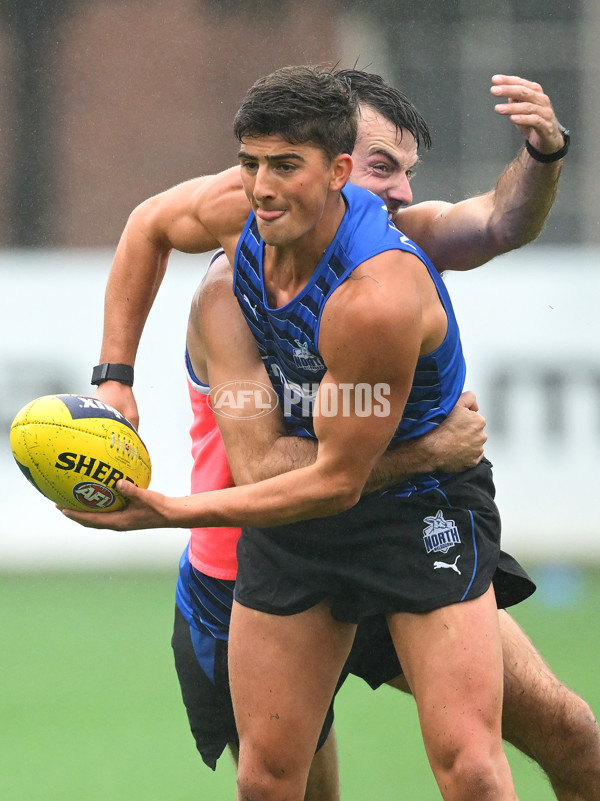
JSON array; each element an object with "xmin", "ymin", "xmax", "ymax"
[
  {"xmin": 91, "ymin": 363, "xmax": 134, "ymax": 386},
  {"xmin": 525, "ymin": 124, "xmax": 570, "ymax": 163}
]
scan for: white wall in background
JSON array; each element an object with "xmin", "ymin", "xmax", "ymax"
[{"xmin": 1, "ymin": 247, "xmax": 599, "ymax": 568}]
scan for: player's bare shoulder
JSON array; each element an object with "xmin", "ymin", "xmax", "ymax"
[
  {"xmin": 324, "ymin": 250, "xmax": 423, "ymax": 336},
  {"xmin": 190, "ymin": 251, "xmax": 234, "ymax": 331},
  {"xmin": 324, "ymin": 248, "xmax": 445, "ymax": 359},
  {"xmin": 196, "ymin": 250, "xmax": 234, "ymax": 304},
  {"xmin": 349, "ymin": 247, "xmax": 427, "ymax": 292},
  {"xmin": 191, "ymin": 166, "xmax": 251, "ymax": 255},
  {"xmin": 192, "ymin": 166, "xmax": 246, "ymax": 218},
  {"xmin": 133, "ymin": 167, "xmax": 250, "ymax": 257}
]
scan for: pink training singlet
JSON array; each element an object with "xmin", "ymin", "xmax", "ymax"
[{"xmin": 187, "ymin": 376, "xmax": 240, "ymax": 580}]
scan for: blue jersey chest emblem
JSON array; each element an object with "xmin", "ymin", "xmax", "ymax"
[{"xmin": 292, "ymin": 340, "xmax": 325, "ymax": 372}]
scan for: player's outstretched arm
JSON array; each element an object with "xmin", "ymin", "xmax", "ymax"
[
  {"xmin": 94, "ymin": 168, "xmax": 249, "ymax": 426},
  {"xmin": 60, "ymin": 251, "xmax": 427, "ymax": 531},
  {"xmin": 396, "ymin": 75, "xmax": 566, "ymax": 272},
  {"xmin": 61, "ymin": 382, "xmax": 485, "ymax": 532}
]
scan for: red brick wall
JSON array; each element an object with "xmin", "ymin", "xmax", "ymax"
[{"xmin": 50, "ymin": 0, "xmax": 342, "ymax": 245}]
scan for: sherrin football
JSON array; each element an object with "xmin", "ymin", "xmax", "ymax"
[{"xmin": 10, "ymin": 394, "xmax": 152, "ymax": 512}]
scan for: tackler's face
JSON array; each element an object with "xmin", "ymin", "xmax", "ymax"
[
  {"xmin": 238, "ymin": 134, "xmax": 348, "ymax": 248},
  {"xmin": 351, "ymin": 106, "xmax": 418, "ymax": 216}
]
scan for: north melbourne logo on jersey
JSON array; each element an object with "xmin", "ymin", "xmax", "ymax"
[
  {"xmin": 292, "ymin": 340, "xmax": 325, "ymax": 372},
  {"xmin": 423, "ymin": 510, "xmax": 461, "ymax": 555}
]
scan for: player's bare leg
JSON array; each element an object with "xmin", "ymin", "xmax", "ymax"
[
  {"xmin": 388, "ymin": 587, "xmax": 518, "ymax": 801},
  {"xmin": 499, "ymin": 610, "xmax": 600, "ymax": 801},
  {"xmin": 227, "ymin": 730, "xmax": 340, "ymax": 801},
  {"xmin": 388, "ymin": 610, "xmax": 599, "ymax": 800},
  {"xmin": 229, "ymin": 599, "xmax": 354, "ymax": 801}
]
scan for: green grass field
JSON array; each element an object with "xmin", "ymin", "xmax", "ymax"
[{"xmin": 2, "ymin": 566, "xmax": 598, "ymax": 800}]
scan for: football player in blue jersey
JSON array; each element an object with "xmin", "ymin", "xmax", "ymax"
[
  {"xmin": 67, "ymin": 68, "xmax": 599, "ymax": 801},
  {"xmin": 63, "ymin": 66, "xmax": 585, "ymax": 801}
]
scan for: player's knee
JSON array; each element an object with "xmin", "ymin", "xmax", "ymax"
[
  {"xmin": 549, "ymin": 693, "xmax": 600, "ymax": 767},
  {"xmin": 236, "ymin": 769, "xmax": 285, "ymax": 801},
  {"xmin": 448, "ymin": 751, "xmax": 505, "ymax": 800},
  {"xmin": 237, "ymin": 771, "xmax": 302, "ymax": 801},
  {"xmin": 565, "ymin": 693, "xmax": 598, "ymax": 738},
  {"xmin": 236, "ymin": 774, "xmax": 272, "ymax": 801},
  {"xmin": 523, "ymin": 691, "xmax": 600, "ymax": 799},
  {"xmin": 237, "ymin": 749, "xmax": 306, "ymax": 801},
  {"xmin": 430, "ymin": 739, "xmax": 506, "ymax": 801}
]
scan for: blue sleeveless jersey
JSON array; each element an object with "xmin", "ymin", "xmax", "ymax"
[{"xmin": 233, "ymin": 182, "xmax": 466, "ymax": 492}]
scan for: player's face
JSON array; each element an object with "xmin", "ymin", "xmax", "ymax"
[
  {"xmin": 238, "ymin": 135, "xmax": 349, "ymax": 247},
  {"xmin": 351, "ymin": 106, "xmax": 418, "ymax": 215}
]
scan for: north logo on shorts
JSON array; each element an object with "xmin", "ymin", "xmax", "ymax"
[{"xmin": 423, "ymin": 510, "xmax": 461, "ymax": 555}]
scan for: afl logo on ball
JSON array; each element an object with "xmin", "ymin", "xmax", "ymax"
[{"xmin": 73, "ymin": 482, "xmax": 116, "ymax": 509}]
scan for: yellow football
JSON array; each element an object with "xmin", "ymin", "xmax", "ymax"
[{"xmin": 10, "ymin": 394, "xmax": 152, "ymax": 512}]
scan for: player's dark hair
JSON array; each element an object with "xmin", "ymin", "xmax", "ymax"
[
  {"xmin": 233, "ymin": 65, "xmax": 358, "ymax": 161},
  {"xmin": 335, "ymin": 68, "xmax": 432, "ymax": 151}
]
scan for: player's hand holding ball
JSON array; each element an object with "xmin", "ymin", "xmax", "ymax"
[
  {"xmin": 63, "ymin": 477, "xmax": 177, "ymax": 531},
  {"xmin": 10, "ymin": 394, "xmax": 151, "ymax": 513}
]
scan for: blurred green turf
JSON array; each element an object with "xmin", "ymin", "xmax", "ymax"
[{"xmin": 1, "ymin": 566, "xmax": 598, "ymax": 800}]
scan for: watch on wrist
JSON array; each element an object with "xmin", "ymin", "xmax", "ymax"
[
  {"xmin": 91, "ymin": 363, "xmax": 134, "ymax": 386},
  {"xmin": 525, "ymin": 122, "xmax": 570, "ymax": 163}
]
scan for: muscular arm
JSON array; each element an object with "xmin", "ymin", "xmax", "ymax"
[
  {"xmin": 94, "ymin": 168, "xmax": 250, "ymax": 424},
  {"xmin": 395, "ymin": 75, "xmax": 565, "ymax": 272}
]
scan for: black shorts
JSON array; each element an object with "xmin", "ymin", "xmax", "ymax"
[
  {"xmin": 235, "ymin": 460, "xmax": 533, "ymax": 622},
  {"xmin": 342, "ymin": 550, "xmax": 535, "ymax": 689},
  {"xmin": 171, "ymin": 605, "xmax": 335, "ymax": 770}
]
